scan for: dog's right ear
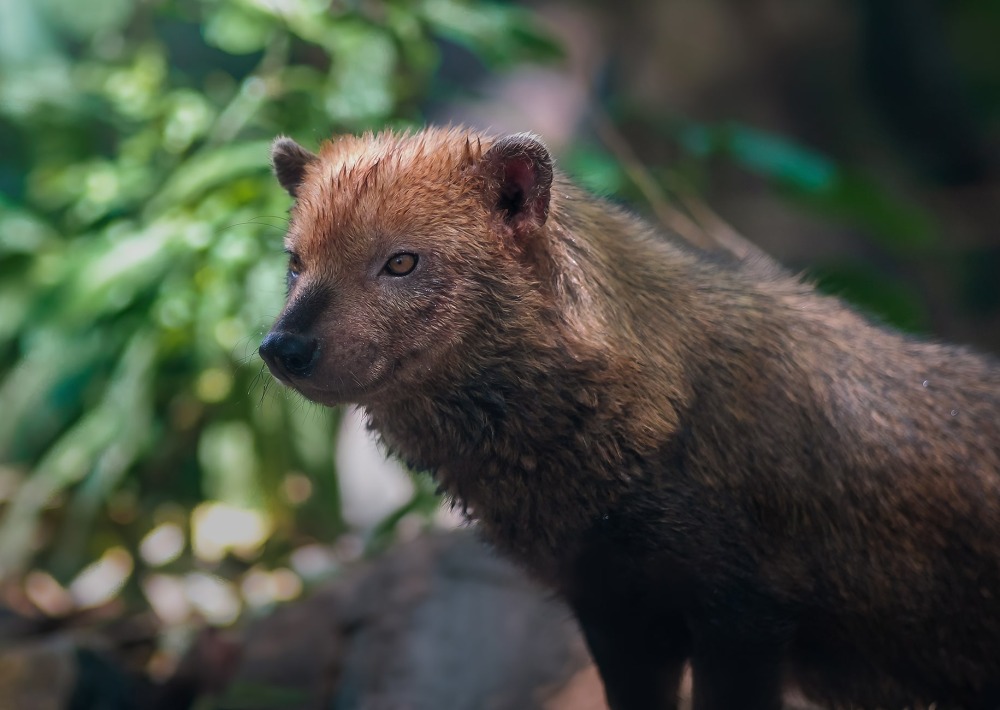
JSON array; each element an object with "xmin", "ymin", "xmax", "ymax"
[{"xmin": 271, "ymin": 137, "xmax": 318, "ymax": 198}]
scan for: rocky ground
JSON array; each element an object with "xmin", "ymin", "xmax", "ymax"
[{"xmin": 0, "ymin": 531, "xmax": 824, "ymax": 709}]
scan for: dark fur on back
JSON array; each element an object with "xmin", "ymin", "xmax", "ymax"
[{"xmin": 262, "ymin": 128, "xmax": 1000, "ymax": 710}]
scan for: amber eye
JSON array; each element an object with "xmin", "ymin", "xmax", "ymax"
[{"xmin": 384, "ymin": 253, "xmax": 418, "ymax": 276}]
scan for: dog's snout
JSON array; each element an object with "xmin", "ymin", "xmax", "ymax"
[{"xmin": 259, "ymin": 331, "xmax": 319, "ymax": 379}]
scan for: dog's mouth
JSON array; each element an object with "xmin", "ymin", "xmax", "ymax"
[{"xmin": 262, "ymin": 353, "xmax": 396, "ymax": 408}]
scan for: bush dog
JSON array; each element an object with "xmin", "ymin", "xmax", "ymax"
[{"xmin": 259, "ymin": 128, "xmax": 1000, "ymax": 710}]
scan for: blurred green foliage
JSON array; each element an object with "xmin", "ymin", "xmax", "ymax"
[{"xmin": 0, "ymin": 0, "xmax": 557, "ymax": 598}]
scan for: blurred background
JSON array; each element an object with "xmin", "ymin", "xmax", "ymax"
[{"xmin": 0, "ymin": 0, "xmax": 998, "ymax": 706}]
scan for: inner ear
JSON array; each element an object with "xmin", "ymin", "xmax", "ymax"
[
  {"xmin": 482, "ymin": 133, "xmax": 553, "ymax": 236},
  {"xmin": 271, "ymin": 136, "xmax": 318, "ymax": 198}
]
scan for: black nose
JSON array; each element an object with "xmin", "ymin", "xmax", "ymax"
[{"xmin": 259, "ymin": 331, "xmax": 319, "ymax": 379}]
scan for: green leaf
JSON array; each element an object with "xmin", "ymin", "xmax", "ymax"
[
  {"xmin": 678, "ymin": 121, "xmax": 837, "ymax": 193},
  {"xmin": 562, "ymin": 146, "xmax": 628, "ymax": 196},
  {"xmin": 419, "ymin": 0, "xmax": 562, "ymax": 67},
  {"xmin": 676, "ymin": 120, "xmax": 939, "ymax": 251},
  {"xmin": 0, "ymin": 0, "xmax": 59, "ymax": 66},
  {"xmin": 203, "ymin": 2, "xmax": 275, "ymax": 55},
  {"xmin": 324, "ymin": 24, "xmax": 398, "ymax": 126},
  {"xmin": 0, "ymin": 205, "xmax": 59, "ymax": 255},
  {"xmin": 38, "ymin": 0, "xmax": 134, "ymax": 41},
  {"xmin": 145, "ymin": 141, "xmax": 273, "ymax": 216}
]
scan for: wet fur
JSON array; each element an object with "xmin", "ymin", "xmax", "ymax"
[{"xmin": 263, "ymin": 128, "xmax": 1000, "ymax": 710}]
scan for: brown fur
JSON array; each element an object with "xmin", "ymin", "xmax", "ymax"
[{"xmin": 261, "ymin": 127, "xmax": 1000, "ymax": 710}]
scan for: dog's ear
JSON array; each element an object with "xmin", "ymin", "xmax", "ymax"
[
  {"xmin": 271, "ymin": 136, "xmax": 318, "ymax": 198},
  {"xmin": 479, "ymin": 133, "xmax": 553, "ymax": 238}
]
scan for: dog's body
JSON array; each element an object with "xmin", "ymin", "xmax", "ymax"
[{"xmin": 260, "ymin": 128, "xmax": 1000, "ymax": 710}]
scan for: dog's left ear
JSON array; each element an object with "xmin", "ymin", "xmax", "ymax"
[
  {"xmin": 271, "ymin": 136, "xmax": 318, "ymax": 198},
  {"xmin": 479, "ymin": 133, "xmax": 553, "ymax": 238}
]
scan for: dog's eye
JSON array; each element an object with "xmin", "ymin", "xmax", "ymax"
[
  {"xmin": 384, "ymin": 253, "xmax": 418, "ymax": 276},
  {"xmin": 287, "ymin": 252, "xmax": 303, "ymax": 279}
]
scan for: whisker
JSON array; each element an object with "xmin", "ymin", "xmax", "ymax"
[
  {"xmin": 219, "ymin": 215, "xmax": 291, "ymax": 234},
  {"xmin": 256, "ymin": 367, "xmax": 273, "ymax": 409},
  {"xmin": 232, "ymin": 334, "xmax": 262, "ymax": 366}
]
